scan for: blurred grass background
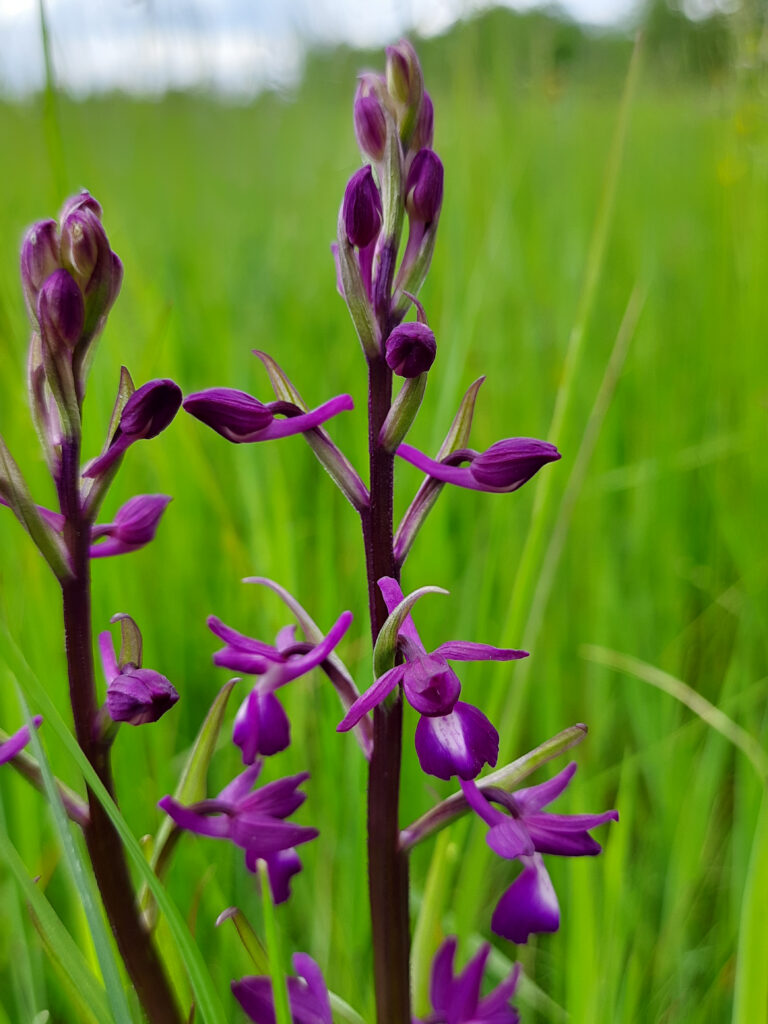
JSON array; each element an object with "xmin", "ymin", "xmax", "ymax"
[{"xmin": 1, "ymin": 3, "xmax": 767, "ymax": 1021}]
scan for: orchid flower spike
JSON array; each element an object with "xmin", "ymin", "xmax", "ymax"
[
  {"xmin": 183, "ymin": 388, "xmax": 354, "ymax": 445},
  {"xmin": 209, "ymin": 610, "xmax": 353, "ymax": 762},
  {"xmin": 397, "ymin": 437, "xmax": 561, "ymax": 493},
  {"xmin": 233, "ymin": 952, "xmax": 331, "ymax": 1023},
  {"xmin": 159, "ymin": 762, "xmax": 318, "ymax": 905},
  {"xmin": 338, "ymin": 577, "xmax": 527, "ymax": 780},
  {"xmin": 0, "ymin": 717, "xmax": 42, "ymax": 766},
  {"xmin": 461, "ymin": 763, "xmax": 618, "ymax": 943},
  {"xmin": 417, "ymin": 937, "xmax": 521, "ymax": 1024}
]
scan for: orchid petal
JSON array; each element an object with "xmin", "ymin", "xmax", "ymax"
[
  {"xmin": 491, "ymin": 854, "xmax": 560, "ymax": 944},
  {"xmin": 337, "ymin": 664, "xmax": 405, "ymax": 731},
  {"xmin": 0, "ymin": 717, "xmax": 42, "ymax": 765},
  {"xmin": 432, "ymin": 641, "xmax": 528, "ymax": 663},
  {"xmin": 512, "ymin": 761, "xmax": 578, "ymax": 815},
  {"xmin": 240, "ymin": 394, "xmax": 354, "ymax": 442}
]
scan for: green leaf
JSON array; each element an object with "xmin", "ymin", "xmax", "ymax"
[{"xmin": 259, "ymin": 861, "xmax": 292, "ymax": 1024}]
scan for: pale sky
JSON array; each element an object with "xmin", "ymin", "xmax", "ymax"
[{"xmin": 0, "ymin": 0, "xmax": 642, "ymax": 98}]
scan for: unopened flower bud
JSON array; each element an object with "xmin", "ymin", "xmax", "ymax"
[
  {"xmin": 59, "ymin": 189, "xmax": 103, "ymax": 222},
  {"xmin": 412, "ymin": 91, "xmax": 434, "ymax": 151},
  {"xmin": 386, "ymin": 39, "xmax": 424, "ymax": 111},
  {"xmin": 354, "ymin": 84, "xmax": 387, "ymax": 162},
  {"xmin": 405, "ymin": 149, "xmax": 444, "ymax": 224},
  {"xmin": 106, "ymin": 668, "xmax": 178, "ymax": 726},
  {"xmin": 21, "ymin": 220, "xmax": 60, "ymax": 313},
  {"xmin": 37, "ymin": 269, "xmax": 84, "ymax": 353},
  {"xmin": 385, "ymin": 321, "xmax": 437, "ymax": 378},
  {"xmin": 59, "ymin": 208, "xmax": 109, "ymax": 293},
  {"xmin": 342, "ymin": 166, "xmax": 382, "ymax": 249}
]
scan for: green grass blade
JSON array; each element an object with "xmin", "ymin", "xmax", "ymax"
[
  {"xmin": 0, "ymin": 827, "xmax": 112, "ymax": 1024},
  {"xmin": 259, "ymin": 861, "xmax": 292, "ymax": 1024},
  {"xmin": 733, "ymin": 793, "xmax": 768, "ymax": 1024},
  {"xmin": 13, "ymin": 682, "xmax": 134, "ymax": 1024}
]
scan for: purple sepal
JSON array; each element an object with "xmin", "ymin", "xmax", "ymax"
[
  {"xmin": 233, "ymin": 952, "xmax": 332, "ymax": 1024},
  {"xmin": 90, "ymin": 494, "xmax": 171, "ymax": 558},
  {"xmin": 342, "ymin": 165, "xmax": 382, "ymax": 249},
  {"xmin": 385, "ymin": 321, "xmax": 436, "ymax": 378},
  {"xmin": 400, "ymin": 649, "xmax": 460, "ymax": 717},
  {"xmin": 256, "ymin": 848, "xmax": 303, "ymax": 905},
  {"xmin": 405, "ymin": 148, "xmax": 444, "ymax": 224},
  {"xmin": 184, "ymin": 389, "xmax": 353, "ymax": 444},
  {"xmin": 425, "ymin": 937, "xmax": 521, "ymax": 1024},
  {"xmin": 491, "ymin": 854, "xmax": 560, "ymax": 944},
  {"xmin": 21, "ymin": 220, "xmax": 60, "ymax": 311},
  {"xmin": 397, "ymin": 437, "xmax": 561, "ymax": 493},
  {"xmin": 412, "ymin": 91, "xmax": 434, "ymax": 152},
  {"xmin": 233, "ymin": 688, "xmax": 291, "ymax": 763},
  {"xmin": 415, "ymin": 701, "xmax": 499, "ymax": 780},
  {"xmin": 354, "ymin": 85, "xmax": 387, "ymax": 162},
  {"xmin": 0, "ymin": 717, "xmax": 43, "ymax": 766},
  {"xmin": 83, "ymin": 379, "xmax": 182, "ymax": 477},
  {"xmin": 106, "ymin": 668, "xmax": 179, "ymax": 725}
]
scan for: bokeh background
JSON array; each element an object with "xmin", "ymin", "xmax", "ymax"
[{"xmin": 1, "ymin": 1, "xmax": 767, "ymax": 1021}]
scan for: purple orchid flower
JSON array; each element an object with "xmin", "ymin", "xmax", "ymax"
[
  {"xmin": 83, "ymin": 378, "xmax": 182, "ymax": 478},
  {"xmin": 98, "ymin": 629, "xmax": 178, "ymax": 726},
  {"xmin": 183, "ymin": 388, "xmax": 354, "ymax": 444},
  {"xmin": 397, "ymin": 438, "xmax": 561, "ymax": 493},
  {"xmin": 90, "ymin": 494, "xmax": 171, "ymax": 558},
  {"xmin": 417, "ymin": 937, "xmax": 521, "ymax": 1024},
  {"xmin": 159, "ymin": 762, "xmax": 318, "ymax": 904},
  {"xmin": 0, "ymin": 717, "xmax": 42, "ymax": 766},
  {"xmin": 338, "ymin": 577, "xmax": 527, "ymax": 780},
  {"xmin": 0, "ymin": 493, "xmax": 171, "ymax": 560},
  {"xmin": 209, "ymin": 611, "xmax": 353, "ymax": 762},
  {"xmin": 233, "ymin": 952, "xmax": 331, "ymax": 1024},
  {"xmin": 461, "ymin": 763, "xmax": 618, "ymax": 943}
]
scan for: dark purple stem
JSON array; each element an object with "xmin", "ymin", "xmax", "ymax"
[
  {"xmin": 58, "ymin": 439, "xmax": 182, "ymax": 1024},
  {"xmin": 361, "ymin": 350, "xmax": 411, "ymax": 1023}
]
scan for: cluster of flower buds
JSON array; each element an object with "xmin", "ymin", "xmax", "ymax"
[{"xmin": 21, "ymin": 191, "xmax": 123, "ymax": 451}]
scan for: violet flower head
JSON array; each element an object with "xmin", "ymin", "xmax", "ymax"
[
  {"xmin": 339, "ymin": 577, "xmax": 527, "ymax": 780},
  {"xmin": 99, "ymin": 629, "xmax": 178, "ymax": 726},
  {"xmin": 210, "ymin": 610, "xmax": 353, "ymax": 762},
  {"xmin": 84, "ymin": 378, "xmax": 182, "ymax": 477},
  {"xmin": 385, "ymin": 321, "xmax": 436, "ymax": 378},
  {"xmin": 184, "ymin": 388, "xmax": 353, "ymax": 445},
  {"xmin": 406, "ymin": 149, "xmax": 444, "ymax": 225},
  {"xmin": 461, "ymin": 763, "xmax": 618, "ymax": 943},
  {"xmin": 159, "ymin": 762, "xmax": 318, "ymax": 904},
  {"xmin": 342, "ymin": 165, "xmax": 383, "ymax": 249},
  {"xmin": 397, "ymin": 437, "xmax": 561, "ymax": 494},
  {"xmin": 418, "ymin": 937, "xmax": 521, "ymax": 1024},
  {"xmin": 233, "ymin": 952, "xmax": 331, "ymax": 1024},
  {"xmin": 90, "ymin": 494, "xmax": 172, "ymax": 558},
  {"xmin": 0, "ymin": 717, "xmax": 42, "ymax": 766},
  {"xmin": 58, "ymin": 192, "xmax": 123, "ymax": 315}
]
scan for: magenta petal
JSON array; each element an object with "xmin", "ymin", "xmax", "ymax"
[
  {"xmin": 459, "ymin": 778, "xmax": 507, "ymax": 829},
  {"xmin": 280, "ymin": 610, "xmax": 353, "ymax": 683},
  {"xmin": 415, "ymin": 701, "xmax": 499, "ymax": 780},
  {"xmin": 291, "ymin": 954, "xmax": 332, "ymax": 1024},
  {"xmin": 231, "ymin": 818, "xmax": 318, "ymax": 855},
  {"xmin": 432, "ymin": 641, "xmax": 529, "ymax": 663},
  {"xmin": 157, "ymin": 796, "xmax": 230, "ymax": 839},
  {"xmin": 208, "ymin": 616, "xmax": 280, "ymax": 658},
  {"xmin": 512, "ymin": 762, "xmax": 578, "ymax": 815},
  {"xmin": 491, "ymin": 854, "xmax": 560, "ymax": 944},
  {"xmin": 429, "ymin": 937, "xmax": 457, "ymax": 1013},
  {"xmin": 265, "ymin": 848, "xmax": 303, "ymax": 905},
  {"xmin": 526, "ymin": 810, "xmax": 619, "ymax": 857},
  {"xmin": 402, "ymin": 656, "xmax": 460, "ymax": 716},
  {"xmin": 82, "ymin": 433, "xmax": 130, "ymax": 478},
  {"xmin": 470, "ymin": 438, "xmax": 560, "ymax": 491},
  {"xmin": 249, "ymin": 394, "xmax": 354, "ymax": 441},
  {"xmin": 232, "ymin": 978, "xmax": 277, "ymax": 1024},
  {"xmin": 377, "ymin": 575, "xmax": 423, "ymax": 647},
  {"xmin": 233, "ymin": 689, "xmax": 290, "ymax": 763},
  {"xmin": 337, "ymin": 664, "xmax": 405, "ymax": 731},
  {"xmin": 476, "ymin": 963, "xmax": 521, "ymax": 1021},
  {"xmin": 396, "ymin": 443, "xmax": 475, "ymax": 487},
  {"xmin": 97, "ymin": 630, "xmax": 119, "ymax": 683},
  {"xmin": 452, "ymin": 944, "xmax": 491, "ymax": 1019},
  {"xmin": 486, "ymin": 818, "xmax": 535, "ymax": 860},
  {"xmin": 240, "ymin": 772, "xmax": 310, "ymax": 819},
  {"xmin": 218, "ymin": 763, "xmax": 263, "ymax": 804},
  {"xmin": 0, "ymin": 717, "xmax": 42, "ymax": 766}
]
